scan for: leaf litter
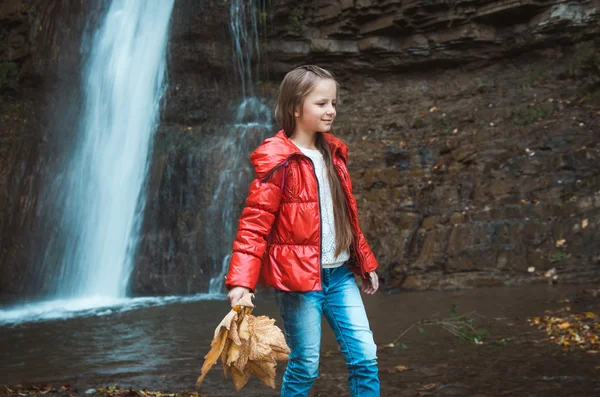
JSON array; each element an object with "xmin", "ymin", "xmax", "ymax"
[
  {"xmin": 196, "ymin": 294, "xmax": 290, "ymax": 391},
  {"xmin": 529, "ymin": 307, "xmax": 599, "ymax": 352}
]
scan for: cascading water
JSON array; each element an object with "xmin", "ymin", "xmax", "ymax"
[
  {"xmin": 49, "ymin": 0, "xmax": 175, "ymax": 299},
  {"xmin": 206, "ymin": 0, "xmax": 271, "ymax": 294},
  {"xmin": 0, "ymin": 0, "xmax": 174, "ymax": 321},
  {"xmin": 0, "ymin": 0, "xmax": 270, "ymax": 325}
]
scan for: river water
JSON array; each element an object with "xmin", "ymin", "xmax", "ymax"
[{"xmin": 1, "ymin": 284, "xmax": 599, "ymax": 396}]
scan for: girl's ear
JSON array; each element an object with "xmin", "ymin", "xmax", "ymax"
[{"xmin": 293, "ymin": 105, "xmax": 300, "ymax": 118}]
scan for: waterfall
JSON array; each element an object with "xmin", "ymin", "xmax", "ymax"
[
  {"xmin": 44, "ymin": 0, "xmax": 175, "ymax": 299},
  {"xmin": 206, "ymin": 0, "xmax": 271, "ymax": 295}
]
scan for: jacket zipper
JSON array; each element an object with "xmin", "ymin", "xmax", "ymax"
[{"xmin": 306, "ymin": 156, "xmax": 323, "ymax": 289}]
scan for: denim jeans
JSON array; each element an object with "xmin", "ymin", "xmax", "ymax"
[{"xmin": 275, "ymin": 264, "xmax": 380, "ymax": 397}]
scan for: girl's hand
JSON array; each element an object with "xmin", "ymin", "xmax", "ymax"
[
  {"xmin": 361, "ymin": 271, "xmax": 379, "ymax": 295},
  {"xmin": 227, "ymin": 286, "xmax": 252, "ymax": 307}
]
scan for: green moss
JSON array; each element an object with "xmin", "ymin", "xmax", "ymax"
[
  {"xmin": 286, "ymin": 6, "xmax": 304, "ymax": 35},
  {"xmin": 549, "ymin": 250, "xmax": 569, "ymax": 263}
]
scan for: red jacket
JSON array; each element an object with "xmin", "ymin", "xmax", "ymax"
[{"xmin": 225, "ymin": 130, "xmax": 378, "ymax": 292}]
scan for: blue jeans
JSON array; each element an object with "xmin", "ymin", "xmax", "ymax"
[{"xmin": 275, "ymin": 264, "xmax": 380, "ymax": 397}]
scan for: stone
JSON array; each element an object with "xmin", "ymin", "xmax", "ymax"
[
  {"xmin": 417, "ymin": 228, "xmax": 450, "ymax": 262},
  {"xmin": 310, "ymin": 39, "xmax": 359, "ymax": 54},
  {"xmin": 421, "ymin": 215, "xmax": 440, "ymax": 229},
  {"xmin": 449, "ymin": 212, "xmax": 466, "ymax": 225},
  {"xmin": 359, "ymin": 14, "xmax": 397, "ymax": 35},
  {"xmin": 397, "ymin": 211, "xmax": 422, "ymax": 231},
  {"xmin": 358, "ymin": 36, "xmax": 403, "ymax": 53},
  {"xmin": 266, "ymin": 40, "xmax": 310, "ymax": 55},
  {"xmin": 363, "ymin": 167, "xmax": 403, "ymax": 189}
]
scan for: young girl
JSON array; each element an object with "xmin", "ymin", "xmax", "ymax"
[{"xmin": 225, "ymin": 65, "xmax": 380, "ymax": 396}]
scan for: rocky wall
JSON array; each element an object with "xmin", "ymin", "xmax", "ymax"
[
  {"xmin": 263, "ymin": 0, "xmax": 600, "ymax": 289},
  {"xmin": 1, "ymin": 0, "xmax": 599, "ymax": 298}
]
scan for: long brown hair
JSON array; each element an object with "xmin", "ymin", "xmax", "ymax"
[{"xmin": 275, "ymin": 65, "xmax": 354, "ymax": 257}]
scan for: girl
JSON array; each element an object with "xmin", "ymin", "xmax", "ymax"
[{"xmin": 225, "ymin": 65, "xmax": 380, "ymax": 397}]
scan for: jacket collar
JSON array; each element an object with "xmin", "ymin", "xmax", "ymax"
[{"xmin": 250, "ymin": 130, "xmax": 349, "ymax": 180}]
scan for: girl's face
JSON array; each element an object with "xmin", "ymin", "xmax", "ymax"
[{"xmin": 294, "ymin": 78, "xmax": 337, "ymax": 135}]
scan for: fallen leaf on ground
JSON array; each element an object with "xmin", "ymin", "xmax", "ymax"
[
  {"xmin": 418, "ymin": 383, "xmax": 438, "ymax": 391},
  {"xmin": 528, "ymin": 308, "xmax": 599, "ymax": 351},
  {"xmin": 196, "ymin": 295, "xmax": 290, "ymax": 391}
]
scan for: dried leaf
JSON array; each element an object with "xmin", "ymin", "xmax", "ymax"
[
  {"xmin": 271, "ymin": 350, "xmax": 290, "ymax": 361},
  {"xmin": 229, "ymin": 317, "xmax": 242, "ymax": 346},
  {"xmin": 214, "ymin": 310, "xmax": 238, "ymax": 339},
  {"xmin": 230, "ymin": 366, "xmax": 251, "ymax": 391},
  {"xmin": 252, "ymin": 316, "xmax": 290, "ymax": 355},
  {"xmin": 249, "ymin": 333, "xmax": 276, "ymax": 362},
  {"xmin": 226, "ymin": 342, "xmax": 241, "ymax": 366},
  {"xmin": 197, "ymin": 295, "xmax": 289, "ymax": 391},
  {"xmin": 234, "ymin": 339, "xmax": 252, "ymax": 371},
  {"xmin": 248, "ymin": 360, "xmax": 277, "ymax": 388},
  {"xmin": 220, "ymin": 338, "xmax": 232, "ymax": 376},
  {"xmin": 239, "ymin": 315, "xmax": 250, "ymax": 341},
  {"xmin": 221, "ymin": 358, "xmax": 230, "ymax": 378},
  {"xmin": 196, "ymin": 329, "xmax": 229, "ymax": 386}
]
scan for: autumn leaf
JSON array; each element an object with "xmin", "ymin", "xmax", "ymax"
[
  {"xmin": 196, "ymin": 295, "xmax": 290, "ymax": 390},
  {"xmin": 230, "ymin": 366, "xmax": 251, "ymax": 391},
  {"xmin": 196, "ymin": 328, "xmax": 229, "ymax": 385},
  {"xmin": 248, "ymin": 360, "xmax": 277, "ymax": 388},
  {"xmin": 226, "ymin": 341, "xmax": 241, "ymax": 366},
  {"xmin": 251, "ymin": 316, "xmax": 290, "ymax": 356},
  {"xmin": 220, "ymin": 337, "xmax": 232, "ymax": 376}
]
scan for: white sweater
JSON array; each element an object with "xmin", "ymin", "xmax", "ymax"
[{"xmin": 298, "ymin": 147, "xmax": 350, "ymax": 268}]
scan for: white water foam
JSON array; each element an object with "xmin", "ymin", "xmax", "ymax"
[{"xmin": 0, "ymin": 293, "xmax": 225, "ymax": 327}]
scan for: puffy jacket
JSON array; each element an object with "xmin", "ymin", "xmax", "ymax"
[{"xmin": 225, "ymin": 130, "xmax": 378, "ymax": 292}]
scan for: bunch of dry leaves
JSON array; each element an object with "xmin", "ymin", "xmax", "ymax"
[
  {"xmin": 196, "ymin": 295, "xmax": 290, "ymax": 391},
  {"xmin": 529, "ymin": 308, "xmax": 599, "ymax": 352}
]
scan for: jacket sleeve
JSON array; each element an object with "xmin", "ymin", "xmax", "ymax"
[
  {"xmin": 357, "ymin": 232, "xmax": 378, "ymax": 274},
  {"xmin": 225, "ymin": 172, "xmax": 283, "ymax": 291}
]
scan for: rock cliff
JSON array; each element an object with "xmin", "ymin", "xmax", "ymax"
[{"xmin": 1, "ymin": 0, "xmax": 599, "ymax": 298}]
